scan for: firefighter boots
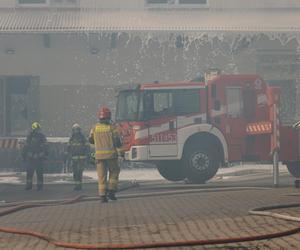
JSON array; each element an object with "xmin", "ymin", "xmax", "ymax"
[{"xmin": 100, "ymin": 195, "xmax": 108, "ymax": 203}]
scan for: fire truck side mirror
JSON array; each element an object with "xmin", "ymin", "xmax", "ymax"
[{"xmin": 214, "ymin": 100, "xmax": 221, "ymax": 111}]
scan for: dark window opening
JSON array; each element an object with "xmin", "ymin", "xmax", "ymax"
[
  {"xmin": 175, "ymin": 35, "xmax": 184, "ymax": 49},
  {"xmin": 0, "ymin": 76, "xmax": 39, "ymax": 136},
  {"xmin": 110, "ymin": 33, "xmax": 117, "ymax": 49}
]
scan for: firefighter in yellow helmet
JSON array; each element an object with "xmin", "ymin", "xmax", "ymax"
[
  {"xmin": 89, "ymin": 106, "xmax": 122, "ymax": 203},
  {"xmin": 22, "ymin": 122, "xmax": 48, "ymax": 190}
]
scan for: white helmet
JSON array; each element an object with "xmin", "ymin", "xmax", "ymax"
[
  {"xmin": 72, "ymin": 123, "xmax": 81, "ymax": 132},
  {"xmin": 72, "ymin": 123, "xmax": 80, "ymax": 129}
]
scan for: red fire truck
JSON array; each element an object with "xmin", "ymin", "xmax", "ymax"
[{"xmin": 116, "ymin": 70, "xmax": 300, "ymax": 183}]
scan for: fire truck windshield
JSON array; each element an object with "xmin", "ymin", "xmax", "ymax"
[{"xmin": 116, "ymin": 90, "xmax": 141, "ymax": 121}]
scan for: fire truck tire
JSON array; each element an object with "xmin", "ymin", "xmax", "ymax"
[
  {"xmin": 286, "ymin": 162, "xmax": 300, "ymax": 178},
  {"xmin": 183, "ymin": 144, "xmax": 219, "ymax": 184},
  {"xmin": 157, "ymin": 161, "xmax": 185, "ymax": 181}
]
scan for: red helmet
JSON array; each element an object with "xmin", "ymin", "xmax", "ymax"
[{"xmin": 98, "ymin": 106, "xmax": 111, "ymax": 119}]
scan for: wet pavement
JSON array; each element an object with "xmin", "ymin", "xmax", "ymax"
[{"xmin": 0, "ymin": 166, "xmax": 300, "ymax": 249}]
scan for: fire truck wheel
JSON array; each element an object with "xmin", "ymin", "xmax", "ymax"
[
  {"xmin": 157, "ymin": 161, "xmax": 185, "ymax": 181},
  {"xmin": 286, "ymin": 162, "xmax": 300, "ymax": 178},
  {"xmin": 183, "ymin": 145, "xmax": 219, "ymax": 184}
]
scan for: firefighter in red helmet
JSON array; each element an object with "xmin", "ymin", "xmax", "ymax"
[{"xmin": 89, "ymin": 106, "xmax": 122, "ymax": 203}]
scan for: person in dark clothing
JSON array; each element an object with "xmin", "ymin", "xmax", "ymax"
[
  {"xmin": 68, "ymin": 123, "xmax": 89, "ymax": 191},
  {"xmin": 22, "ymin": 122, "xmax": 48, "ymax": 191}
]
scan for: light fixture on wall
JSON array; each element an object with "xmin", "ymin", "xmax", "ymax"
[{"xmin": 5, "ymin": 48, "xmax": 15, "ymax": 54}]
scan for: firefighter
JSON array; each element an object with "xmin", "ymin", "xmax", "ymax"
[
  {"xmin": 67, "ymin": 123, "xmax": 89, "ymax": 191},
  {"xmin": 22, "ymin": 122, "xmax": 48, "ymax": 191},
  {"xmin": 89, "ymin": 106, "xmax": 122, "ymax": 203}
]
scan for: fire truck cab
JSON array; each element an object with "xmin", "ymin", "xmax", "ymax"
[{"xmin": 116, "ymin": 71, "xmax": 300, "ymax": 183}]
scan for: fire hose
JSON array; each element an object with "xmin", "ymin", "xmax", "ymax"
[{"xmin": 0, "ymin": 187, "xmax": 300, "ymax": 249}]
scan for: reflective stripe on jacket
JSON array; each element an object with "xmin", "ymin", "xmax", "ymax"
[
  {"xmin": 89, "ymin": 123, "xmax": 119, "ymax": 160},
  {"xmin": 71, "ymin": 155, "xmax": 87, "ymax": 160}
]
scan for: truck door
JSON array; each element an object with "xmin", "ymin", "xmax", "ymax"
[
  {"xmin": 224, "ymin": 86, "xmax": 247, "ymax": 161},
  {"xmin": 145, "ymin": 89, "xmax": 178, "ymax": 157}
]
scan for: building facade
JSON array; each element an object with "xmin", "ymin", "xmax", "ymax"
[{"xmin": 0, "ymin": 0, "xmax": 300, "ymax": 136}]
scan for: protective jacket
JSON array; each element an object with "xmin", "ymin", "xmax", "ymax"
[
  {"xmin": 68, "ymin": 132, "xmax": 89, "ymax": 160},
  {"xmin": 89, "ymin": 122, "xmax": 121, "ymax": 160},
  {"xmin": 22, "ymin": 131, "xmax": 48, "ymax": 161}
]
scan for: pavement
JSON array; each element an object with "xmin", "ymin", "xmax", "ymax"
[{"xmin": 0, "ymin": 165, "xmax": 300, "ymax": 249}]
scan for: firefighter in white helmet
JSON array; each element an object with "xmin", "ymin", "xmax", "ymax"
[
  {"xmin": 67, "ymin": 123, "xmax": 89, "ymax": 191},
  {"xmin": 89, "ymin": 106, "xmax": 122, "ymax": 203}
]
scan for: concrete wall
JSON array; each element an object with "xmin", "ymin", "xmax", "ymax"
[
  {"xmin": 1, "ymin": 0, "xmax": 300, "ymax": 9},
  {"xmin": 0, "ymin": 0, "xmax": 14, "ymax": 8},
  {"xmin": 0, "ymin": 32, "xmax": 299, "ymax": 136},
  {"xmin": 209, "ymin": 0, "xmax": 300, "ymax": 9}
]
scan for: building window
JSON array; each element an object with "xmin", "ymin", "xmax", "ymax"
[
  {"xmin": 179, "ymin": 0, "xmax": 207, "ymax": 4},
  {"xmin": 18, "ymin": 0, "xmax": 47, "ymax": 3},
  {"xmin": 17, "ymin": 0, "xmax": 79, "ymax": 7},
  {"xmin": 147, "ymin": 0, "xmax": 168, "ymax": 3},
  {"xmin": 145, "ymin": 0, "xmax": 208, "ymax": 8},
  {"xmin": 51, "ymin": 0, "xmax": 79, "ymax": 5}
]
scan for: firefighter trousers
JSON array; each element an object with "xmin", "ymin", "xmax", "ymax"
[
  {"xmin": 26, "ymin": 159, "xmax": 44, "ymax": 190},
  {"xmin": 72, "ymin": 159, "xmax": 85, "ymax": 189},
  {"xmin": 96, "ymin": 159, "xmax": 120, "ymax": 196}
]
